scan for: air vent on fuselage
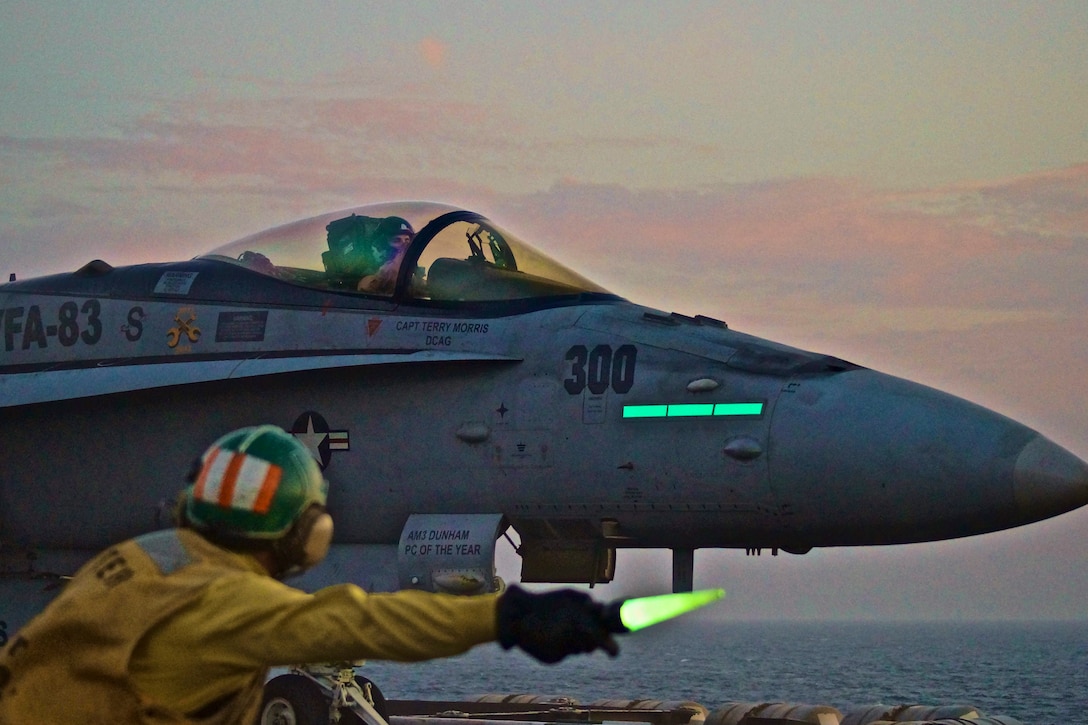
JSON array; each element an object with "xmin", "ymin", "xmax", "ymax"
[
  {"xmin": 727, "ymin": 346, "xmax": 863, "ymax": 376},
  {"xmin": 74, "ymin": 259, "xmax": 114, "ymax": 277}
]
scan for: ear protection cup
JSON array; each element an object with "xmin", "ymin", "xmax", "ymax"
[
  {"xmin": 273, "ymin": 505, "xmax": 334, "ymax": 575},
  {"xmin": 300, "ymin": 511, "xmax": 334, "ymax": 568}
]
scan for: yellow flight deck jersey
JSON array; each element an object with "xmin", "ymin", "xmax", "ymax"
[{"xmin": 0, "ymin": 528, "xmax": 499, "ymax": 724}]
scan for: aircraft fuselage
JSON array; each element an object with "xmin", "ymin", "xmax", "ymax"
[{"xmin": 2, "ymin": 202, "xmax": 1085, "ymax": 626}]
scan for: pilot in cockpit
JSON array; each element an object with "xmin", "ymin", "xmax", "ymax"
[
  {"xmin": 348, "ymin": 215, "xmax": 411, "ymax": 291},
  {"xmin": 357, "ymin": 218, "xmax": 414, "ymax": 294},
  {"xmin": 322, "ymin": 214, "xmax": 415, "ymax": 294}
]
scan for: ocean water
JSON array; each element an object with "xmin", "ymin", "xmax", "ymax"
[{"xmin": 359, "ymin": 620, "xmax": 1088, "ymax": 725}]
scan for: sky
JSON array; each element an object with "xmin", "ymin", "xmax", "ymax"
[{"xmin": 2, "ymin": 2, "xmax": 1087, "ymax": 621}]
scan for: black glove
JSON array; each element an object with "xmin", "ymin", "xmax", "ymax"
[{"xmin": 496, "ymin": 585, "xmax": 625, "ymax": 664}]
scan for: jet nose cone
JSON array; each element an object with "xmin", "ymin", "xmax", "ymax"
[{"xmin": 1014, "ymin": 435, "xmax": 1088, "ymax": 521}]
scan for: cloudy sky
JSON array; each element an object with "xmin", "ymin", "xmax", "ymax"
[{"xmin": 3, "ymin": 2, "xmax": 1087, "ymax": 620}]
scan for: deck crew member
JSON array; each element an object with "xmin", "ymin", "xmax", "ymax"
[{"xmin": 0, "ymin": 425, "xmax": 618, "ymax": 724}]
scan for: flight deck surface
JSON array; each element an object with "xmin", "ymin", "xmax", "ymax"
[{"xmin": 382, "ymin": 693, "xmax": 1026, "ymax": 725}]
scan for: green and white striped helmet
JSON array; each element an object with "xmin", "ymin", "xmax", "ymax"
[{"xmin": 184, "ymin": 425, "xmax": 327, "ymax": 539}]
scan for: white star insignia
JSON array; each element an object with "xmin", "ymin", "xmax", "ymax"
[{"xmin": 293, "ymin": 415, "xmax": 328, "ymax": 463}]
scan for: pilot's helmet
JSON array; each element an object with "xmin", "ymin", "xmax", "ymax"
[
  {"xmin": 182, "ymin": 425, "xmax": 333, "ymax": 572},
  {"xmin": 377, "ymin": 216, "xmax": 414, "ymax": 241}
]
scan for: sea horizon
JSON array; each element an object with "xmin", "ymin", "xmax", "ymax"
[{"xmin": 358, "ymin": 619, "xmax": 1087, "ymax": 725}]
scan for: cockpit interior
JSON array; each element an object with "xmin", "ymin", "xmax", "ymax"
[{"xmin": 201, "ymin": 202, "xmax": 611, "ymax": 303}]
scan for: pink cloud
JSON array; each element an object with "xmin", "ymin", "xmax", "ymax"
[
  {"xmin": 2, "ymin": 84, "xmax": 1086, "ymax": 331},
  {"xmin": 500, "ymin": 166, "xmax": 1088, "ymax": 316},
  {"xmin": 1, "ymin": 91, "xmax": 515, "ymax": 197}
]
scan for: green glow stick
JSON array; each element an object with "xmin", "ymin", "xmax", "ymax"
[{"xmin": 605, "ymin": 588, "xmax": 725, "ymax": 633}]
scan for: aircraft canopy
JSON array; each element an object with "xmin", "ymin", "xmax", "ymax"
[{"xmin": 200, "ymin": 202, "xmax": 612, "ymax": 302}]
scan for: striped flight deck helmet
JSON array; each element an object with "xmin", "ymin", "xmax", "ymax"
[{"xmin": 183, "ymin": 425, "xmax": 333, "ymax": 572}]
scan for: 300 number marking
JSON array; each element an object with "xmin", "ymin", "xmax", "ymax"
[{"xmin": 564, "ymin": 344, "xmax": 637, "ymax": 395}]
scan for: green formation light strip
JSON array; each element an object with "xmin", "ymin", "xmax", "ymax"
[
  {"xmin": 623, "ymin": 402, "xmax": 764, "ymax": 419},
  {"xmin": 618, "ymin": 588, "xmax": 726, "ymax": 632}
]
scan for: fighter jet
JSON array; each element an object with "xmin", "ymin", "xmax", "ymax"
[{"xmin": 2, "ymin": 201, "xmax": 1086, "ymax": 635}]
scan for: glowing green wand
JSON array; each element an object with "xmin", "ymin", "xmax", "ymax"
[{"xmin": 603, "ymin": 588, "xmax": 725, "ymax": 633}]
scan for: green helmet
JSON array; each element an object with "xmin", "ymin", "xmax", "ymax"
[{"xmin": 184, "ymin": 425, "xmax": 327, "ymax": 540}]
